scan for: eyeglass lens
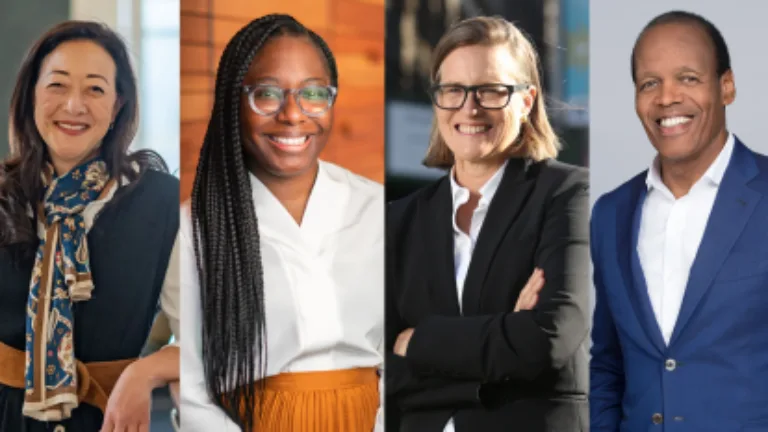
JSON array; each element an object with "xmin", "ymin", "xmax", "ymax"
[
  {"xmin": 433, "ymin": 85, "xmax": 512, "ymax": 109},
  {"xmin": 249, "ymin": 85, "xmax": 334, "ymax": 115}
]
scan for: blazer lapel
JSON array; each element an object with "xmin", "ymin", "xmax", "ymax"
[
  {"xmin": 617, "ymin": 176, "xmax": 666, "ymax": 353},
  {"xmin": 423, "ymin": 178, "xmax": 461, "ymax": 316},
  {"xmin": 461, "ymin": 159, "xmax": 534, "ymax": 316},
  {"xmin": 669, "ymin": 140, "xmax": 760, "ymax": 346}
]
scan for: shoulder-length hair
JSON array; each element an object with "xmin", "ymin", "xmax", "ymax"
[
  {"xmin": 0, "ymin": 20, "xmax": 166, "ymax": 248},
  {"xmin": 423, "ymin": 15, "xmax": 560, "ymax": 169}
]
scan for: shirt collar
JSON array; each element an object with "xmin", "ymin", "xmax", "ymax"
[
  {"xmin": 645, "ymin": 132, "xmax": 735, "ymax": 193},
  {"xmin": 450, "ymin": 159, "xmax": 508, "ymax": 213},
  {"xmin": 248, "ymin": 160, "xmax": 345, "ymax": 236}
]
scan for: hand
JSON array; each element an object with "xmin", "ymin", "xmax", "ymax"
[
  {"xmin": 394, "ymin": 328, "xmax": 414, "ymax": 356},
  {"xmin": 514, "ymin": 268, "xmax": 545, "ymax": 312},
  {"xmin": 100, "ymin": 361, "xmax": 154, "ymax": 432}
]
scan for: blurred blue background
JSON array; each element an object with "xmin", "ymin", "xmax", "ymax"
[{"xmin": 385, "ymin": 0, "xmax": 589, "ymax": 200}]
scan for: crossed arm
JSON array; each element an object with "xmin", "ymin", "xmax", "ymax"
[{"xmin": 386, "ymin": 174, "xmax": 590, "ymax": 413}]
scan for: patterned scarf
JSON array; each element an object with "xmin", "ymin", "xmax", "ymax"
[{"xmin": 23, "ymin": 158, "xmax": 117, "ymax": 421}]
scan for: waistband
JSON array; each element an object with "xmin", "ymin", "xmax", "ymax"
[
  {"xmin": 260, "ymin": 367, "xmax": 379, "ymax": 392},
  {"xmin": 0, "ymin": 340, "xmax": 134, "ymax": 413}
]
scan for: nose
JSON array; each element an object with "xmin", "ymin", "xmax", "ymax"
[
  {"xmin": 64, "ymin": 93, "xmax": 87, "ymax": 115},
  {"xmin": 657, "ymin": 80, "xmax": 682, "ymax": 106},
  {"xmin": 275, "ymin": 91, "xmax": 305, "ymax": 124},
  {"xmin": 460, "ymin": 89, "xmax": 481, "ymax": 114}
]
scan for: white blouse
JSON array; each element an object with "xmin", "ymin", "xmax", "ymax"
[
  {"xmin": 443, "ymin": 161, "xmax": 506, "ymax": 432},
  {"xmin": 180, "ymin": 161, "xmax": 385, "ymax": 431}
]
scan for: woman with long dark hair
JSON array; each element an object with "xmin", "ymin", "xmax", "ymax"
[
  {"xmin": 179, "ymin": 13, "xmax": 384, "ymax": 432},
  {"xmin": 0, "ymin": 21, "xmax": 180, "ymax": 431}
]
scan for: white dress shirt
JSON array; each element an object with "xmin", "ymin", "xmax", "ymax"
[
  {"xmin": 443, "ymin": 160, "xmax": 507, "ymax": 432},
  {"xmin": 638, "ymin": 133, "xmax": 734, "ymax": 345},
  {"xmin": 180, "ymin": 161, "xmax": 385, "ymax": 431}
]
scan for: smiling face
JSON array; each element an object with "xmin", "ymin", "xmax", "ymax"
[
  {"xmin": 634, "ymin": 22, "xmax": 734, "ymax": 165},
  {"xmin": 240, "ymin": 35, "xmax": 333, "ymax": 180},
  {"xmin": 434, "ymin": 44, "xmax": 535, "ymax": 167},
  {"xmin": 34, "ymin": 40, "xmax": 119, "ymax": 176}
]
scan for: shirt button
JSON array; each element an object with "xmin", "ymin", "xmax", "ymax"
[
  {"xmin": 665, "ymin": 359, "xmax": 677, "ymax": 371},
  {"xmin": 652, "ymin": 413, "xmax": 663, "ymax": 424},
  {"xmin": 54, "ymin": 426, "xmax": 66, "ymax": 432}
]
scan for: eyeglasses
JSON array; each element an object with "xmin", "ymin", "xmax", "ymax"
[
  {"xmin": 429, "ymin": 83, "xmax": 530, "ymax": 110},
  {"xmin": 242, "ymin": 84, "xmax": 338, "ymax": 117}
]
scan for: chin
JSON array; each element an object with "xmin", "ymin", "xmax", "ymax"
[
  {"xmin": 49, "ymin": 149, "xmax": 97, "ymax": 165},
  {"xmin": 655, "ymin": 144, "xmax": 699, "ymax": 164},
  {"xmin": 266, "ymin": 160, "xmax": 317, "ymax": 178}
]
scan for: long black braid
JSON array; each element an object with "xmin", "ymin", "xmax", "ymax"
[{"xmin": 190, "ymin": 14, "xmax": 338, "ymax": 431}]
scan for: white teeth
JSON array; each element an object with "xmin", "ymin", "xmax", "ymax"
[
  {"xmin": 58, "ymin": 123, "xmax": 87, "ymax": 131},
  {"xmin": 272, "ymin": 136, "xmax": 307, "ymax": 146},
  {"xmin": 458, "ymin": 124, "xmax": 490, "ymax": 134},
  {"xmin": 659, "ymin": 116, "xmax": 691, "ymax": 128}
]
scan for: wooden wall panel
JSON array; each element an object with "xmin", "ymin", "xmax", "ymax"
[
  {"xmin": 180, "ymin": 0, "xmax": 385, "ymax": 202},
  {"xmin": 181, "ymin": 0, "xmax": 208, "ymax": 13},
  {"xmin": 180, "ymin": 2, "xmax": 213, "ymax": 201}
]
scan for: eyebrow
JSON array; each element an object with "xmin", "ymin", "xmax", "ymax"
[
  {"xmin": 637, "ymin": 65, "xmax": 703, "ymax": 80},
  {"xmin": 437, "ymin": 80, "xmax": 509, "ymax": 86},
  {"xmin": 48, "ymin": 70, "xmax": 110, "ymax": 84},
  {"xmin": 251, "ymin": 76, "xmax": 328, "ymax": 85},
  {"xmin": 677, "ymin": 66, "xmax": 702, "ymax": 74}
]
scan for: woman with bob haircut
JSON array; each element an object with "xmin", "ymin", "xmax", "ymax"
[{"xmin": 387, "ymin": 15, "xmax": 590, "ymax": 432}]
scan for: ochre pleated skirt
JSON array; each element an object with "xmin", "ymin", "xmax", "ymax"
[{"xmin": 249, "ymin": 367, "xmax": 379, "ymax": 431}]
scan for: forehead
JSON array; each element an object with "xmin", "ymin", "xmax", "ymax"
[
  {"xmin": 634, "ymin": 22, "xmax": 717, "ymax": 76},
  {"xmin": 246, "ymin": 35, "xmax": 329, "ymax": 84},
  {"xmin": 438, "ymin": 44, "xmax": 523, "ymax": 83},
  {"xmin": 39, "ymin": 40, "xmax": 116, "ymax": 79}
]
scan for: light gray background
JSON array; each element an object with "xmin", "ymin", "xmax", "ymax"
[{"xmin": 590, "ymin": 0, "xmax": 768, "ymax": 202}]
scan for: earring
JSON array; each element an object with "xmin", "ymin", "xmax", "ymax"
[{"xmin": 109, "ymin": 123, "xmax": 114, "ymax": 130}]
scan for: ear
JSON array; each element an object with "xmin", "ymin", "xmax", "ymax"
[
  {"xmin": 111, "ymin": 97, "xmax": 124, "ymax": 124},
  {"xmin": 521, "ymin": 85, "xmax": 537, "ymax": 116},
  {"xmin": 720, "ymin": 69, "xmax": 736, "ymax": 106}
]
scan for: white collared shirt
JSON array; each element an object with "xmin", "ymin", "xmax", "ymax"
[
  {"xmin": 444, "ymin": 160, "xmax": 507, "ymax": 432},
  {"xmin": 637, "ymin": 133, "xmax": 734, "ymax": 345},
  {"xmin": 180, "ymin": 160, "xmax": 384, "ymax": 431}
]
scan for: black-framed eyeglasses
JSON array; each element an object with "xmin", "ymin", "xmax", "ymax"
[
  {"xmin": 429, "ymin": 83, "xmax": 530, "ymax": 110},
  {"xmin": 242, "ymin": 84, "xmax": 338, "ymax": 117}
]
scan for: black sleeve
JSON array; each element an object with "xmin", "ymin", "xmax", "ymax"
[{"xmin": 386, "ymin": 199, "xmax": 485, "ymax": 412}]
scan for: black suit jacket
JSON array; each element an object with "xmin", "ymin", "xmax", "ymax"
[{"xmin": 386, "ymin": 158, "xmax": 591, "ymax": 432}]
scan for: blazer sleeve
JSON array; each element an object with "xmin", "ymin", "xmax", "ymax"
[
  {"xmin": 589, "ymin": 197, "xmax": 625, "ymax": 431},
  {"xmin": 385, "ymin": 201, "xmax": 486, "ymax": 412},
  {"xmin": 403, "ymin": 169, "xmax": 591, "ymax": 382}
]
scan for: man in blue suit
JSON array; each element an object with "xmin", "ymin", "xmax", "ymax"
[{"xmin": 590, "ymin": 10, "xmax": 768, "ymax": 431}]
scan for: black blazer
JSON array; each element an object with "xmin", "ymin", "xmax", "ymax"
[{"xmin": 386, "ymin": 158, "xmax": 591, "ymax": 432}]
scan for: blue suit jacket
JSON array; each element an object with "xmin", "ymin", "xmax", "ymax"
[{"xmin": 589, "ymin": 138, "xmax": 768, "ymax": 431}]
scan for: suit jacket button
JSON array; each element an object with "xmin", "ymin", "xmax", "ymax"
[
  {"xmin": 665, "ymin": 359, "xmax": 677, "ymax": 371},
  {"xmin": 652, "ymin": 413, "xmax": 663, "ymax": 424}
]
